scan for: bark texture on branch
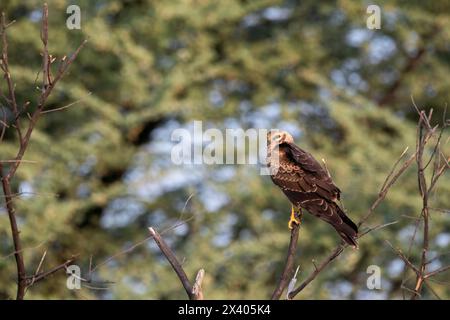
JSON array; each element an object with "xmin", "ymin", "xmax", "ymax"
[{"xmin": 149, "ymin": 227, "xmax": 205, "ymax": 300}]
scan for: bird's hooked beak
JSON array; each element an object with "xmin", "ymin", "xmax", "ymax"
[{"xmin": 267, "ymin": 130, "xmax": 294, "ymax": 150}]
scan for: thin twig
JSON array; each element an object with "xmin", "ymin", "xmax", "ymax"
[
  {"xmin": 26, "ymin": 257, "xmax": 76, "ymax": 286},
  {"xmin": 358, "ymin": 221, "xmax": 398, "ymax": 238},
  {"xmin": 424, "ymin": 265, "xmax": 450, "ymax": 279},
  {"xmin": 385, "ymin": 240, "xmax": 420, "ymax": 275},
  {"xmin": 25, "ymin": 250, "xmax": 47, "ymax": 291},
  {"xmin": 423, "ymin": 281, "xmax": 442, "ymax": 300},
  {"xmin": 90, "ymin": 235, "xmax": 153, "ymax": 273},
  {"xmin": 41, "ymin": 92, "xmax": 92, "ymax": 114},
  {"xmin": 410, "ymin": 114, "xmax": 430, "ymax": 299}
]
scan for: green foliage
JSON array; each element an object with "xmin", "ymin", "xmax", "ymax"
[{"xmin": 0, "ymin": 0, "xmax": 449, "ymax": 299}]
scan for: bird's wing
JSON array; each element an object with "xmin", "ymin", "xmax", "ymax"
[{"xmin": 283, "ymin": 142, "xmax": 341, "ymax": 201}]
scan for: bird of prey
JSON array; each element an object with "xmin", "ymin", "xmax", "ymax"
[{"xmin": 267, "ymin": 130, "xmax": 358, "ymax": 248}]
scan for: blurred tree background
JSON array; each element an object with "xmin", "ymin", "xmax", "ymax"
[{"xmin": 0, "ymin": 0, "xmax": 449, "ymax": 299}]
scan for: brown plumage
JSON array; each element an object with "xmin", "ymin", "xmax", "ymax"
[{"xmin": 267, "ymin": 130, "xmax": 358, "ymax": 248}]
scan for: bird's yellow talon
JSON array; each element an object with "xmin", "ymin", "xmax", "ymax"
[{"xmin": 288, "ymin": 206, "xmax": 302, "ymax": 229}]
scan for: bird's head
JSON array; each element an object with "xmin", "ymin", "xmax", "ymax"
[{"xmin": 267, "ymin": 130, "xmax": 294, "ymax": 149}]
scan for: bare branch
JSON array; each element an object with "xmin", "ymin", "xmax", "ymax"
[
  {"xmin": 0, "ymin": 162, "xmax": 26, "ymax": 299},
  {"xmin": 34, "ymin": 250, "xmax": 47, "ymax": 278},
  {"xmin": 358, "ymin": 221, "xmax": 398, "ymax": 238},
  {"xmin": 6, "ymin": 35, "xmax": 87, "ymax": 179},
  {"xmin": 385, "ymin": 241, "xmax": 420, "ymax": 275},
  {"xmin": 423, "ymin": 281, "xmax": 442, "ymax": 300},
  {"xmin": 90, "ymin": 235, "xmax": 152, "ymax": 273},
  {"xmin": 26, "ymin": 257, "xmax": 76, "ymax": 286},
  {"xmin": 41, "ymin": 92, "xmax": 92, "ymax": 114},
  {"xmin": 1, "ymin": 12, "xmax": 22, "ymax": 144},
  {"xmin": 409, "ymin": 105, "xmax": 449, "ymax": 299},
  {"xmin": 192, "ymin": 269, "xmax": 205, "ymax": 300},
  {"xmin": 0, "ymin": 4, "xmax": 85, "ymax": 299},
  {"xmin": 148, "ymin": 226, "xmax": 196, "ymax": 300},
  {"xmin": 271, "ymin": 221, "xmax": 301, "ymax": 300},
  {"xmin": 287, "ymin": 245, "xmax": 344, "ymax": 299},
  {"xmin": 425, "ymin": 265, "xmax": 450, "ymax": 279},
  {"xmin": 358, "ymin": 148, "xmax": 416, "ymax": 228},
  {"xmin": 0, "ymin": 159, "xmax": 37, "ymax": 164},
  {"xmin": 0, "ymin": 106, "xmax": 7, "ymax": 142}
]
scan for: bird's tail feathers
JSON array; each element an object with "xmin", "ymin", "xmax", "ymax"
[{"xmin": 334, "ymin": 204, "xmax": 359, "ymax": 249}]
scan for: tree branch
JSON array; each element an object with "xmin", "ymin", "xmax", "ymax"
[
  {"xmin": 0, "ymin": 163, "xmax": 26, "ymax": 299},
  {"xmin": 0, "ymin": 13, "xmax": 22, "ymax": 144},
  {"xmin": 409, "ymin": 108, "xmax": 449, "ymax": 299},
  {"xmin": 26, "ymin": 257, "xmax": 76, "ymax": 287},
  {"xmin": 192, "ymin": 269, "xmax": 205, "ymax": 300},
  {"xmin": 149, "ymin": 226, "xmax": 203, "ymax": 300},
  {"xmin": 424, "ymin": 265, "xmax": 450, "ymax": 279},
  {"xmin": 411, "ymin": 113, "xmax": 430, "ymax": 299},
  {"xmin": 271, "ymin": 220, "xmax": 301, "ymax": 300},
  {"xmin": 385, "ymin": 240, "xmax": 420, "ymax": 275},
  {"xmin": 0, "ymin": 4, "xmax": 85, "ymax": 299}
]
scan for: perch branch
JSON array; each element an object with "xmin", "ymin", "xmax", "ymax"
[{"xmin": 271, "ymin": 221, "xmax": 301, "ymax": 300}]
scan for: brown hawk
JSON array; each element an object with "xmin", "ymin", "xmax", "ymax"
[{"xmin": 267, "ymin": 130, "xmax": 358, "ymax": 248}]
